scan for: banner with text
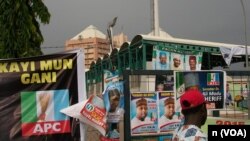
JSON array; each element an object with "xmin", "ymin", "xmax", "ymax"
[{"xmin": 0, "ymin": 49, "xmax": 85, "ymax": 141}]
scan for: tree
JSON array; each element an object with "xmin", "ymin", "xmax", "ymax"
[{"xmin": 0, "ymin": 0, "xmax": 50, "ymax": 58}]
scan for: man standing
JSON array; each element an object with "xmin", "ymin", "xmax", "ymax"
[{"xmin": 172, "ymin": 89, "xmax": 207, "ymax": 141}]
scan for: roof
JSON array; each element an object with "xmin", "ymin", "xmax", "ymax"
[
  {"xmin": 131, "ymin": 34, "xmax": 245, "ymax": 49},
  {"xmin": 147, "ymin": 27, "xmax": 173, "ymax": 38},
  {"xmin": 71, "ymin": 25, "xmax": 106, "ymax": 40}
]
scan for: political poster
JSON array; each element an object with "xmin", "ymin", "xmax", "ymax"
[
  {"xmin": 158, "ymin": 133, "xmax": 173, "ymax": 141},
  {"xmin": 158, "ymin": 92, "xmax": 181, "ymax": 132},
  {"xmin": 152, "ymin": 47, "xmax": 204, "ymax": 71},
  {"xmin": 0, "ymin": 49, "xmax": 85, "ymax": 141},
  {"xmin": 170, "ymin": 53, "xmax": 184, "ymax": 71},
  {"xmin": 103, "ymin": 69, "xmax": 119, "ymax": 90},
  {"xmin": 175, "ymin": 71, "xmax": 226, "ymax": 114},
  {"xmin": 103, "ymin": 81, "xmax": 124, "ymax": 123},
  {"xmin": 130, "ymin": 92, "xmax": 158, "ymax": 135},
  {"xmin": 152, "ymin": 49, "xmax": 170, "ymax": 70},
  {"xmin": 184, "ymin": 53, "xmax": 202, "ymax": 71}
]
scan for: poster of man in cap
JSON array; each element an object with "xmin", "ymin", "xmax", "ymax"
[
  {"xmin": 185, "ymin": 54, "xmax": 202, "ymax": 71},
  {"xmin": 130, "ymin": 92, "xmax": 158, "ymax": 135},
  {"xmin": 158, "ymin": 92, "xmax": 181, "ymax": 132},
  {"xmin": 171, "ymin": 53, "xmax": 184, "ymax": 70},
  {"xmin": 175, "ymin": 71, "xmax": 226, "ymax": 114},
  {"xmin": 153, "ymin": 49, "xmax": 170, "ymax": 70}
]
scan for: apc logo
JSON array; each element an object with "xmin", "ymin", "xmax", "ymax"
[
  {"xmin": 85, "ymin": 103, "xmax": 94, "ymax": 112},
  {"xmin": 207, "ymin": 73, "xmax": 220, "ymax": 86},
  {"xmin": 21, "ymin": 90, "xmax": 70, "ymax": 136}
]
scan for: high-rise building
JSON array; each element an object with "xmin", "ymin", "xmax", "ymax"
[
  {"xmin": 65, "ymin": 25, "xmax": 110, "ymax": 69},
  {"xmin": 65, "ymin": 25, "xmax": 128, "ymax": 69}
]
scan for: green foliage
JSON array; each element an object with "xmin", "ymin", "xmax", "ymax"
[{"xmin": 0, "ymin": 0, "xmax": 50, "ymax": 58}]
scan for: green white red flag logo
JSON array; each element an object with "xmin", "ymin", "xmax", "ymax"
[
  {"xmin": 207, "ymin": 73, "xmax": 220, "ymax": 86},
  {"xmin": 21, "ymin": 90, "xmax": 70, "ymax": 136}
]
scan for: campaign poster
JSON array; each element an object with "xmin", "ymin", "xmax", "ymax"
[
  {"xmin": 103, "ymin": 69, "xmax": 119, "ymax": 90},
  {"xmin": 131, "ymin": 136, "xmax": 158, "ymax": 141},
  {"xmin": 184, "ymin": 53, "xmax": 202, "ymax": 71},
  {"xmin": 80, "ymin": 95, "xmax": 107, "ymax": 136},
  {"xmin": 0, "ymin": 49, "xmax": 85, "ymax": 141},
  {"xmin": 21, "ymin": 90, "xmax": 70, "ymax": 136},
  {"xmin": 103, "ymin": 81, "xmax": 124, "ymax": 123},
  {"xmin": 152, "ymin": 49, "xmax": 170, "ymax": 70},
  {"xmin": 158, "ymin": 133, "xmax": 173, "ymax": 141},
  {"xmin": 170, "ymin": 53, "xmax": 184, "ymax": 71},
  {"xmin": 130, "ymin": 92, "xmax": 158, "ymax": 135},
  {"xmin": 175, "ymin": 71, "xmax": 226, "ymax": 113},
  {"xmin": 155, "ymin": 74, "xmax": 174, "ymax": 91},
  {"xmin": 158, "ymin": 92, "xmax": 181, "ymax": 132}
]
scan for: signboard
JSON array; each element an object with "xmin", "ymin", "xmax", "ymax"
[
  {"xmin": 152, "ymin": 47, "xmax": 202, "ymax": 71},
  {"xmin": 130, "ymin": 92, "xmax": 158, "ymax": 135},
  {"xmin": 175, "ymin": 71, "xmax": 226, "ymax": 115},
  {"xmin": 0, "ymin": 49, "xmax": 85, "ymax": 141}
]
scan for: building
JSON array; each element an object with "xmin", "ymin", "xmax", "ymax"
[
  {"xmin": 65, "ymin": 25, "xmax": 128, "ymax": 69},
  {"xmin": 113, "ymin": 32, "xmax": 128, "ymax": 49}
]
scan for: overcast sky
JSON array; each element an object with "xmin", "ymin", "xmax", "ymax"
[{"xmin": 40, "ymin": 0, "xmax": 250, "ymax": 54}]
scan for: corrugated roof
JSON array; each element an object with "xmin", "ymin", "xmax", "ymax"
[{"xmin": 71, "ymin": 25, "xmax": 106, "ymax": 40}]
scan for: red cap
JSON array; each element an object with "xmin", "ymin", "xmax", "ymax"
[
  {"xmin": 189, "ymin": 55, "xmax": 196, "ymax": 61},
  {"xmin": 180, "ymin": 89, "xmax": 205, "ymax": 110}
]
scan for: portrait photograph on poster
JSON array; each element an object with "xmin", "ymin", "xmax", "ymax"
[
  {"xmin": 174, "ymin": 71, "xmax": 226, "ymax": 115},
  {"xmin": 130, "ymin": 92, "xmax": 158, "ymax": 135},
  {"xmin": 153, "ymin": 50, "xmax": 170, "ymax": 70},
  {"xmin": 103, "ymin": 81, "xmax": 124, "ymax": 123},
  {"xmin": 158, "ymin": 92, "xmax": 181, "ymax": 132},
  {"xmin": 170, "ymin": 53, "xmax": 184, "ymax": 71},
  {"xmin": 184, "ymin": 53, "xmax": 202, "ymax": 71}
]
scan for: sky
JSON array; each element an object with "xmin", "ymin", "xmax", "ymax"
[{"xmin": 40, "ymin": 0, "xmax": 250, "ymax": 54}]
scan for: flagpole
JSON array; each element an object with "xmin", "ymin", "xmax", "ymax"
[
  {"xmin": 240, "ymin": 0, "xmax": 248, "ymax": 69},
  {"xmin": 240, "ymin": 0, "xmax": 250, "ymax": 120}
]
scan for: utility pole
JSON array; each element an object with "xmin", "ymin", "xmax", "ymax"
[
  {"xmin": 240, "ymin": 0, "xmax": 250, "ymax": 119},
  {"xmin": 240, "ymin": 0, "xmax": 249, "ymax": 68},
  {"xmin": 107, "ymin": 17, "xmax": 118, "ymax": 52}
]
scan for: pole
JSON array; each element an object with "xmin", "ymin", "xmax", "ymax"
[
  {"xmin": 240, "ymin": 0, "xmax": 250, "ymax": 119},
  {"xmin": 108, "ymin": 17, "xmax": 117, "ymax": 51},
  {"xmin": 153, "ymin": 0, "xmax": 160, "ymax": 36},
  {"xmin": 110, "ymin": 27, "xmax": 113, "ymax": 48},
  {"xmin": 240, "ymin": 0, "xmax": 249, "ymax": 68},
  {"xmin": 110, "ymin": 26, "xmax": 113, "ymax": 51},
  {"xmin": 150, "ymin": 0, "xmax": 155, "ymax": 35}
]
